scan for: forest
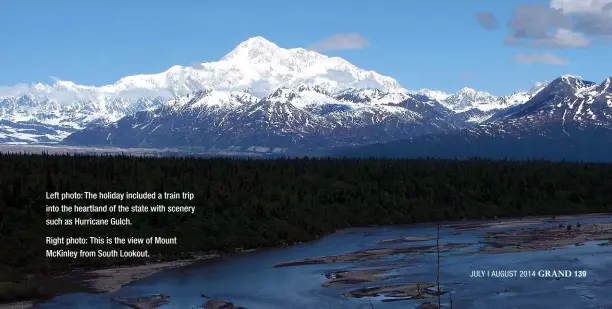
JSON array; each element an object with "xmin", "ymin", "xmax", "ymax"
[{"xmin": 1, "ymin": 153, "xmax": 611, "ymax": 288}]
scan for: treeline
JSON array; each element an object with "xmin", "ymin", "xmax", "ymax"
[{"xmin": 1, "ymin": 153, "xmax": 612, "ymax": 281}]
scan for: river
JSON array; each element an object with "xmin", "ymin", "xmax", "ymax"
[{"xmin": 34, "ymin": 215, "xmax": 612, "ymax": 309}]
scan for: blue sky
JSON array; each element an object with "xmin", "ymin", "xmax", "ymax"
[{"xmin": 1, "ymin": 0, "xmax": 610, "ymax": 95}]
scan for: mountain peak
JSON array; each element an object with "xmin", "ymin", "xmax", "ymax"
[
  {"xmin": 221, "ymin": 36, "xmax": 281, "ymax": 61},
  {"xmin": 417, "ymin": 89, "xmax": 450, "ymax": 102},
  {"xmin": 440, "ymin": 87, "xmax": 499, "ymax": 112},
  {"xmin": 549, "ymin": 74, "xmax": 593, "ymax": 90},
  {"xmin": 455, "ymin": 87, "xmax": 492, "ymax": 97},
  {"xmin": 52, "ymin": 80, "xmax": 81, "ymax": 90},
  {"xmin": 557, "ymin": 75, "xmax": 585, "ymax": 87},
  {"xmin": 458, "ymin": 87, "xmax": 477, "ymax": 93},
  {"xmin": 561, "ymin": 74, "xmax": 583, "ymax": 80},
  {"xmin": 237, "ymin": 36, "xmax": 278, "ymax": 49}
]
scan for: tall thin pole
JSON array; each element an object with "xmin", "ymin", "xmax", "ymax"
[{"xmin": 437, "ymin": 223, "xmax": 441, "ymax": 308}]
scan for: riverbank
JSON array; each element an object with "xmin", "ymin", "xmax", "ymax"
[
  {"xmin": 0, "ymin": 301, "xmax": 34, "ymax": 309},
  {"xmin": 273, "ymin": 214, "xmax": 612, "ymax": 303},
  {"xmin": 444, "ymin": 213, "xmax": 611, "ymax": 231},
  {"xmin": 0, "ymin": 254, "xmax": 219, "ymax": 309}
]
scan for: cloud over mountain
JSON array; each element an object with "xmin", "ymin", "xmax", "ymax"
[{"xmin": 309, "ymin": 34, "xmax": 370, "ymax": 51}]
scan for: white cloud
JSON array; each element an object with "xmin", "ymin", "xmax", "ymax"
[
  {"xmin": 550, "ymin": 0, "xmax": 612, "ymax": 14},
  {"xmin": 514, "ymin": 52, "xmax": 569, "ymax": 65},
  {"xmin": 502, "ymin": 0, "xmax": 611, "ymax": 48},
  {"xmin": 541, "ymin": 28, "xmax": 591, "ymax": 47},
  {"xmin": 551, "ymin": 0, "xmax": 612, "ymax": 35},
  {"xmin": 309, "ymin": 34, "xmax": 369, "ymax": 52},
  {"xmin": 504, "ymin": 4, "xmax": 585, "ymax": 48},
  {"xmin": 505, "ymin": 28, "xmax": 591, "ymax": 48},
  {"xmin": 0, "ymin": 84, "xmax": 32, "ymax": 97}
]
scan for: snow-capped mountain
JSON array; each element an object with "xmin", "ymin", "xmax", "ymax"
[
  {"xmin": 494, "ymin": 75, "xmax": 612, "ymax": 127},
  {"xmin": 336, "ymin": 76, "xmax": 612, "ymax": 161},
  {"xmin": 434, "ymin": 81, "xmax": 550, "ymax": 115},
  {"xmin": 435, "ymin": 81, "xmax": 551, "ymax": 125},
  {"xmin": 417, "ymin": 89, "xmax": 450, "ymax": 103},
  {"xmin": 449, "ymin": 75, "xmax": 612, "ymax": 136},
  {"xmin": 440, "ymin": 88, "xmax": 498, "ymax": 112},
  {"xmin": 498, "ymin": 81, "xmax": 549, "ymax": 107},
  {"xmin": 0, "ymin": 36, "xmax": 406, "ymax": 143},
  {"xmin": 0, "ymin": 89, "xmax": 165, "ymax": 143},
  {"xmin": 213, "ymin": 37, "xmax": 404, "ymax": 95},
  {"xmin": 2, "ymin": 37, "xmax": 404, "ymax": 100},
  {"xmin": 63, "ymin": 86, "xmax": 460, "ymax": 152}
]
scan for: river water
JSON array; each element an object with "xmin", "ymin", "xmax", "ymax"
[{"xmin": 35, "ymin": 216, "xmax": 612, "ymax": 309}]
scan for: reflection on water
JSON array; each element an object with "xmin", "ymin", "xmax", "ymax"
[{"xmin": 35, "ymin": 215, "xmax": 612, "ymax": 309}]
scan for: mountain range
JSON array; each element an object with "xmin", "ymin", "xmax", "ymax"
[
  {"xmin": 336, "ymin": 75, "xmax": 612, "ymax": 161},
  {"xmin": 1, "ymin": 37, "xmax": 610, "ymax": 161}
]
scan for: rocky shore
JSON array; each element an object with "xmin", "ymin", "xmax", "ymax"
[
  {"xmin": 343, "ymin": 282, "xmax": 443, "ymax": 299},
  {"xmin": 476, "ymin": 222, "xmax": 612, "ymax": 254}
]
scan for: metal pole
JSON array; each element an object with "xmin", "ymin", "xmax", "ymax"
[{"xmin": 437, "ymin": 223, "xmax": 441, "ymax": 308}]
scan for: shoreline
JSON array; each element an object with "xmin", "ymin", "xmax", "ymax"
[
  {"xmin": 0, "ymin": 301, "xmax": 34, "ymax": 309},
  {"xmin": 72, "ymin": 256, "xmax": 217, "ymax": 293},
  {"xmin": 0, "ymin": 254, "xmax": 219, "ymax": 309}
]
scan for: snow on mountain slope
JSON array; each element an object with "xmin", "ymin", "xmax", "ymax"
[
  {"xmin": 497, "ymin": 75, "xmax": 612, "ymax": 127},
  {"xmin": 333, "ymin": 88, "xmax": 411, "ymax": 105},
  {"xmin": 62, "ymin": 75, "xmax": 612, "ymax": 155},
  {"xmin": 417, "ymin": 89, "xmax": 450, "ymax": 102},
  {"xmin": 164, "ymin": 88, "xmax": 259, "ymax": 111},
  {"xmin": 442, "ymin": 88, "xmax": 499, "ymax": 112},
  {"xmin": 74, "ymin": 37, "xmax": 405, "ymax": 99},
  {"xmin": 498, "ymin": 80, "xmax": 550, "ymax": 107},
  {"xmin": 212, "ymin": 37, "xmax": 405, "ymax": 95},
  {"xmin": 0, "ymin": 36, "xmax": 406, "ymax": 143},
  {"xmin": 1, "ymin": 37, "xmax": 404, "ymax": 101},
  {"xmin": 0, "ymin": 120, "xmax": 72, "ymax": 144},
  {"xmin": 450, "ymin": 109, "xmax": 499, "ymax": 124},
  {"xmin": 63, "ymin": 85, "xmax": 459, "ymax": 151},
  {"xmin": 447, "ymin": 76, "xmax": 612, "ymax": 139},
  {"xmin": 265, "ymin": 85, "xmax": 339, "ymax": 109},
  {"xmin": 436, "ymin": 81, "xmax": 551, "ymax": 123}
]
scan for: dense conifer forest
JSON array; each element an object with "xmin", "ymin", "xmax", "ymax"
[{"xmin": 1, "ymin": 153, "xmax": 612, "ymax": 285}]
